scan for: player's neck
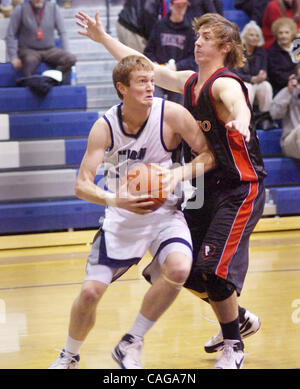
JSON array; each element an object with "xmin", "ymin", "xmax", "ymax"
[
  {"xmin": 121, "ymin": 104, "xmax": 151, "ymax": 134},
  {"xmin": 198, "ymin": 61, "xmax": 225, "ymax": 84}
]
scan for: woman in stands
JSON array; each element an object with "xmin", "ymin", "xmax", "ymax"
[
  {"xmin": 233, "ymin": 21, "xmax": 275, "ymax": 129},
  {"xmin": 262, "ymin": 0, "xmax": 300, "ymax": 49},
  {"xmin": 267, "ymin": 17, "xmax": 297, "ymax": 95}
]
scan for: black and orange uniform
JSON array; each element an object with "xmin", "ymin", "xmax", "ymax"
[{"xmin": 182, "ymin": 67, "xmax": 267, "ymax": 296}]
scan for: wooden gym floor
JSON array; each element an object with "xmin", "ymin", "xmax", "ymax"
[{"xmin": 0, "ymin": 226, "xmax": 299, "ymax": 370}]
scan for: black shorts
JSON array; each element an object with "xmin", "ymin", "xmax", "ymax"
[{"xmin": 184, "ymin": 177, "xmax": 265, "ymax": 296}]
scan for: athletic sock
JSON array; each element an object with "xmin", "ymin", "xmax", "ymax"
[
  {"xmin": 128, "ymin": 312, "xmax": 155, "ymax": 339},
  {"xmin": 65, "ymin": 335, "xmax": 84, "ymax": 356},
  {"xmin": 220, "ymin": 317, "xmax": 242, "ymax": 342}
]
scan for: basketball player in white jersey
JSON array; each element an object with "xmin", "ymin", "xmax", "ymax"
[{"xmin": 49, "ymin": 55, "xmax": 215, "ymax": 369}]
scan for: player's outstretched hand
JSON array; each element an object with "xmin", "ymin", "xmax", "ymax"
[
  {"xmin": 76, "ymin": 11, "xmax": 105, "ymax": 43},
  {"xmin": 225, "ymin": 120, "xmax": 250, "ymax": 143}
]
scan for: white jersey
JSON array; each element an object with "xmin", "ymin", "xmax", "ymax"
[
  {"xmin": 101, "ymin": 97, "xmax": 180, "ymax": 230},
  {"xmin": 84, "ymin": 98, "xmax": 192, "ymax": 271}
]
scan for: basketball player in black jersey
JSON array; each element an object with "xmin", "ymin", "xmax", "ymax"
[{"xmin": 76, "ymin": 11, "xmax": 266, "ymax": 369}]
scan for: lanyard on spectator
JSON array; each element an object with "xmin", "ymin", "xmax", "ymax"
[{"xmin": 30, "ymin": 3, "xmax": 45, "ymax": 40}]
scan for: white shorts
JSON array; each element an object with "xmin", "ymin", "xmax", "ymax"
[{"xmin": 84, "ymin": 209, "xmax": 192, "ymax": 285}]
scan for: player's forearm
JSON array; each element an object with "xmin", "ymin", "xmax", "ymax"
[
  {"xmin": 75, "ymin": 178, "xmax": 116, "ymax": 207},
  {"xmin": 175, "ymin": 148, "xmax": 216, "ymax": 182},
  {"xmin": 101, "ymin": 32, "xmax": 145, "ymax": 62}
]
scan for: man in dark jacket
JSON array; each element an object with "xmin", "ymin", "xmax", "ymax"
[
  {"xmin": 144, "ymin": 0, "xmax": 197, "ymax": 104},
  {"xmin": 116, "ymin": 0, "xmax": 163, "ymax": 53}
]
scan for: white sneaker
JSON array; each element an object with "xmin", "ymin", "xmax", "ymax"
[
  {"xmin": 204, "ymin": 310, "xmax": 261, "ymax": 353},
  {"xmin": 112, "ymin": 334, "xmax": 143, "ymax": 369},
  {"xmin": 48, "ymin": 349, "xmax": 80, "ymax": 369},
  {"xmin": 213, "ymin": 340, "xmax": 244, "ymax": 369}
]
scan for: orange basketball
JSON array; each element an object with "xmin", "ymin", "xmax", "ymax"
[{"xmin": 122, "ymin": 163, "xmax": 168, "ymax": 211}]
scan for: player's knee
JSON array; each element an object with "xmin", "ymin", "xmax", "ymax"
[
  {"xmin": 80, "ymin": 283, "xmax": 104, "ymax": 306},
  {"xmin": 165, "ymin": 261, "xmax": 191, "ymax": 284},
  {"xmin": 202, "ymin": 273, "xmax": 236, "ymax": 302}
]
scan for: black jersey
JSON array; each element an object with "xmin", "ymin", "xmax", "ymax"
[{"xmin": 183, "ymin": 67, "xmax": 267, "ymax": 184}]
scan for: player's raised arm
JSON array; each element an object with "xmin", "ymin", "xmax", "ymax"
[{"xmin": 75, "ymin": 11, "xmax": 193, "ymax": 94}]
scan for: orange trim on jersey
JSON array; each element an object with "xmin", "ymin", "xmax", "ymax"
[
  {"xmin": 226, "ymin": 131, "xmax": 258, "ymax": 181},
  {"xmin": 215, "ymin": 181, "xmax": 259, "ymax": 280}
]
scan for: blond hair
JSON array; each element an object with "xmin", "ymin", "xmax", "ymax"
[
  {"xmin": 271, "ymin": 17, "xmax": 298, "ymax": 39},
  {"xmin": 240, "ymin": 20, "xmax": 265, "ymax": 47},
  {"xmin": 112, "ymin": 55, "xmax": 154, "ymax": 99},
  {"xmin": 192, "ymin": 13, "xmax": 245, "ymax": 68}
]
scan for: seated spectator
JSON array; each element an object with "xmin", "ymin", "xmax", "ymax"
[
  {"xmin": 270, "ymin": 63, "xmax": 300, "ymax": 159},
  {"xmin": 5, "ymin": 0, "xmax": 76, "ymax": 84},
  {"xmin": 267, "ymin": 17, "xmax": 297, "ymax": 95},
  {"xmin": 144, "ymin": 0, "xmax": 197, "ymax": 104},
  {"xmin": 0, "ymin": 0, "xmax": 22, "ymax": 18},
  {"xmin": 262, "ymin": 0, "xmax": 300, "ymax": 49},
  {"xmin": 234, "ymin": 21, "xmax": 275, "ymax": 129},
  {"xmin": 116, "ymin": 0, "xmax": 163, "ymax": 53}
]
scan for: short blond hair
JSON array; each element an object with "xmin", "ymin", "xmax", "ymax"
[
  {"xmin": 271, "ymin": 17, "xmax": 298, "ymax": 39},
  {"xmin": 192, "ymin": 13, "xmax": 245, "ymax": 68},
  {"xmin": 112, "ymin": 55, "xmax": 154, "ymax": 99}
]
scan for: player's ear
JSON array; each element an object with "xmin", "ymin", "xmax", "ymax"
[
  {"xmin": 222, "ymin": 42, "xmax": 232, "ymax": 56},
  {"xmin": 116, "ymin": 82, "xmax": 127, "ymax": 98}
]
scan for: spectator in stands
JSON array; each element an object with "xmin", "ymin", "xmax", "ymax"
[
  {"xmin": 267, "ymin": 17, "xmax": 297, "ymax": 95},
  {"xmin": 233, "ymin": 21, "xmax": 275, "ymax": 129},
  {"xmin": 5, "ymin": 0, "xmax": 76, "ymax": 83},
  {"xmin": 270, "ymin": 63, "xmax": 300, "ymax": 159},
  {"xmin": 144, "ymin": 0, "xmax": 197, "ymax": 104},
  {"xmin": 234, "ymin": 0, "xmax": 270, "ymax": 27},
  {"xmin": 0, "ymin": 0, "xmax": 22, "ymax": 18},
  {"xmin": 262, "ymin": 0, "xmax": 300, "ymax": 49},
  {"xmin": 116, "ymin": 0, "xmax": 164, "ymax": 53}
]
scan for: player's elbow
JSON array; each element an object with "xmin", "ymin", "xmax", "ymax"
[{"xmin": 74, "ymin": 177, "xmax": 85, "ymax": 199}]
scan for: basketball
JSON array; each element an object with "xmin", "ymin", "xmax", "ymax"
[{"xmin": 121, "ymin": 163, "xmax": 169, "ymax": 211}]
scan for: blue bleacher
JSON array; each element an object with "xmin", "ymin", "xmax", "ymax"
[
  {"xmin": 0, "ymin": 85, "xmax": 87, "ymax": 112},
  {"xmin": 222, "ymin": 0, "xmax": 235, "ymax": 10},
  {"xmin": 0, "ymin": 199, "xmax": 104, "ymax": 234},
  {"xmin": 257, "ymin": 129, "xmax": 282, "ymax": 156},
  {"xmin": 9, "ymin": 111, "xmax": 98, "ymax": 139},
  {"xmin": 223, "ymin": 9, "xmax": 250, "ymax": 31},
  {"xmin": 264, "ymin": 158, "xmax": 300, "ymax": 186},
  {"xmin": 65, "ymin": 138, "xmax": 88, "ymax": 165},
  {"xmin": 0, "ymin": 63, "xmax": 51, "ymax": 87},
  {"xmin": 269, "ymin": 186, "xmax": 300, "ymax": 215},
  {"xmin": 257, "ymin": 126, "xmax": 300, "ymax": 216}
]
